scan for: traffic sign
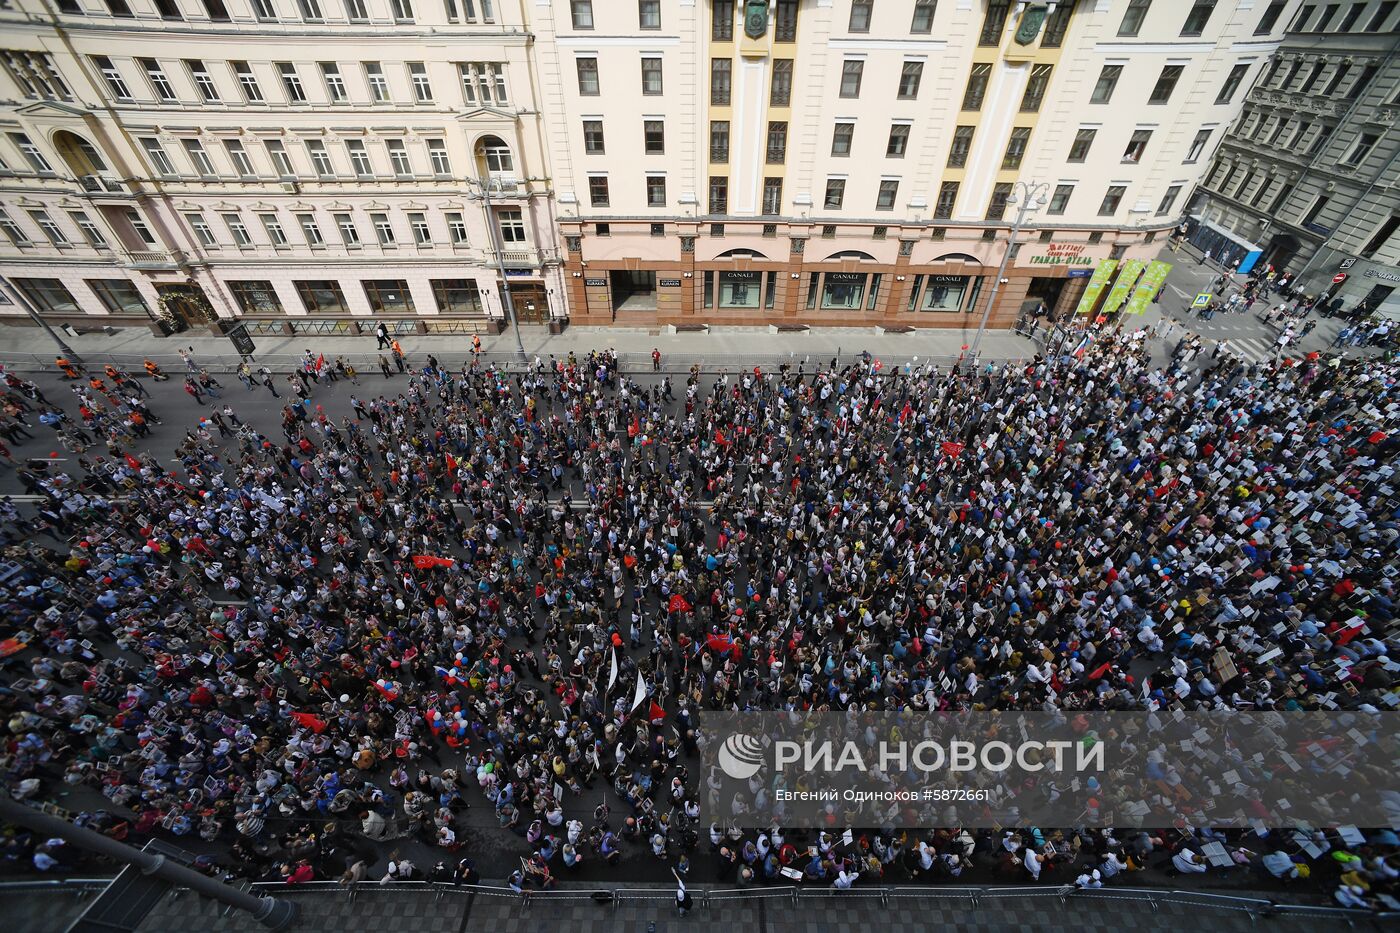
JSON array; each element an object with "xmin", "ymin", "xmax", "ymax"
[
  {"xmin": 1339, "ymin": 258, "xmax": 1356, "ymax": 269},
  {"xmin": 1191, "ymin": 292, "xmax": 1211, "ymax": 308},
  {"xmin": 1332, "ymin": 272, "xmax": 1349, "ymax": 285}
]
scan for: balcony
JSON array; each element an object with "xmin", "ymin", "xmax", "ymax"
[
  {"xmin": 122, "ymin": 249, "xmax": 184, "ymax": 269},
  {"xmin": 78, "ymin": 174, "xmax": 127, "ymax": 195},
  {"xmin": 485, "ymin": 247, "xmax": 559, "ymax": 267}
]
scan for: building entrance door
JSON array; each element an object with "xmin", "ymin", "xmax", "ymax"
[{"xmin": 508, "ymin": 283, "xmax": 548, "ymax": 324}]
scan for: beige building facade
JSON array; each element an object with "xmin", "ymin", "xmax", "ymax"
[{"xmin": 0, "ymin": 0, "xmax": 1298, "ymax": 336}]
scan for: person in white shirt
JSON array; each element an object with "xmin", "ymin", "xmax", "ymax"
[
  {"xmin": 1172, "ymin": 849, "xmax": 1208, "ymax": 874},
  {"xmin": 832, "ymin": 868, "xmax": 858, "ymax": 889},
  {"xmin": 1024, "ymin": 847, "xmax": 1044, "ymax": 881}
]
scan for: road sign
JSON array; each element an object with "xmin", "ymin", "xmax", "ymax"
[
  {"xmin": 1333, "ymin": 272, "xmax": 1349, "ymax": 285},
  {"xmin": 1339, "ymin": 258, "xmax": 1356, "ymax": 270},
  {"xmin": 1192, "ymin": 292, "xmax": 1212, "ymax": 308}
]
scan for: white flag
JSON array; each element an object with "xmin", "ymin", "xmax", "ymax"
[
  {"xmin": 607, "ymin": 647, "xmax": 619, "ymax": 693},
  {"xmin": 630, "ymin": 669, "xmax": 648, "ymax": 713}
]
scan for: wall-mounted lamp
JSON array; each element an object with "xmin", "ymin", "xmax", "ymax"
[
  {"xmin": 790, "ymin": 272, "xmax": 800, "ymax": 279},
  {"xmin": 894, "ymin": 275, "xmax": 906, "ymax": 281},
  {"xmin": 683, "ymin": 271, "xmax": 693, "ymax": 278},
  {"xmin": 571, "ymin": 271, "xmax": 582, "ymax": 278}
]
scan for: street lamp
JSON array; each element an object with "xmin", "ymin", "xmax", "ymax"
[
  {"xmin": 970, "ymin": 180, "xmax": 1050, "ymax": 360},
  {"xmin": 475, "ymin": 172, "xmax": 528, "ymax": 362}
]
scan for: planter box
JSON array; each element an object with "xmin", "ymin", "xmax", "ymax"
[{"xmin": 548, "ymin": 319, "xmax": 568, "ymax": 334}]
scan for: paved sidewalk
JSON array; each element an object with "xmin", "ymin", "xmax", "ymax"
[{"xmin": 0, "ymin": 321, "xmax": 1037, "ymax": 374}]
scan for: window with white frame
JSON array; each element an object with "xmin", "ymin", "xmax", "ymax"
[
  {"xmin": 225, "ymin": 140, "xmax": 255, "ymax": 177},
  {"xmin": 69, "ymin": 211, "xmax": 107, "ymax": 247},
  {"xmin": 364, "ymin": 63, "xmax": 389, "ymax": 102},
  {"xmin": 371, "ymin": 212, "xmax": 395, "ymax": 244},
  {"xmin": 344, "ymin": 0, "xmax": 368, "ymax": 20},
  {"xmin": 306, "ymin": 139, "xmax": 334, "ymax": 176},
  {"xmin": 139, "ymin": 137, "xmax": 175, "ymax": 176},
  {"xmin": 334, "ymin": 212, "xmax": 360, "ymax": 245},
  {"xmin": 277, "ymin": 63, "xmax": 306, "ymax": 102},
  {"xmin": 185, "ymin": 212, "xmax": 216, "ymax": 246},
  {"xmin": 182, "ymin": 139, "xmax": 217, "ymax": 176},
  {"xmin": 92, "ymin": 56, "xmax": 132, "ymax": 99},
  {"xmin": 346, "ymin": 139, "xmax": 372, "ymax": 176},
  {"xmin": 297, "ymin": 213, "xmax": 324, "ymax": 245},
  {"xmin": 27, "ymin": 210, "xmax": 67, "ymax": 246},
  {"xmin": 259, "ymin": 213, "xmax": 288, "ymax": 245},
  {"xmin": 390, "ymin": 0, "xmax": 412, "ymax": 20},
  {"xmin": 186, "ymin": 60, "xmax": 220, "ymax": 101},
  {"xmin": 458, "ymin": 62, "xmax": 507, "ymax": 105},
  {"xmin": 446, "ymin": 212, "xmax": 468, "ymax": 244},
  {"xmin": 265, "ymin": 140, "xmax": 295, "ymax": 177},
  {"xmin": 10, "ymin": 133, "xmax": 52, "ymax": 172},
  {"xmin": 222, "ymin": 212, "xmax": 251, "ymax": 246},
  {"xmin": 0, "ymin": 208, "xmax": 28, "ymax": 245},
  {"xmin": 386, "ymin": 139, "xmax": 412, "ymax": 176},
  {"xmin": 408, "ymin": 212, "xmax": 431, "ymax": 244},
  {"xmin": 408, "ymin": 63, "xmax": 433, "ymax": 102},
  {"xmin": 496, "ymin": 207, "xmax": 525, "ymax": 243},
  {"xmin": 427, "ymin": 139, "xmax": 451, "ymax": 175},
  {"xmin": 321, "ymin": 63, "xmax": 347, "ymax": 102},
  {"xmin": 233, "ymin": 61, "xmax": 264, "ymax": 101},
  {"xmin": 251, "ymin": 0, "xmax": 275, "ymax": 18},
  {"xmin": 297, "ymin": 0, "xmax": 322, "ymax": 19},
  {"xmin": 140, "ymin": 58, "xmax": 178, "ymax": 101}
]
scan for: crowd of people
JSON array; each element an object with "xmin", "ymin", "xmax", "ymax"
[{"xmin": 0, "ymin": 327, "xmax": 1397, "ymax": 912}]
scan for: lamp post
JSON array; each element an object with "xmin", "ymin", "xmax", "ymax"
[
  {"xmin": 970, "ymin": 180, "xmax": 1050, "ymax": 360},
  {"xmin": 476, "ymin": 172, "xmax": 528, "ymax": 362},
  {"xmin": 0, "ymin": 275, "xmax": 84, "ymax": 367}
]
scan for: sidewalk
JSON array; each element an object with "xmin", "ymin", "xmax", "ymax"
[{"xmin": 0, "ymin": 320, "xmax": 1039, "ymax": 375}]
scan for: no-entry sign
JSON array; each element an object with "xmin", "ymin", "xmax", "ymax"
[{"xmin": 1333, "ymin": 272, "xmax": 1349, "ymax": 284}]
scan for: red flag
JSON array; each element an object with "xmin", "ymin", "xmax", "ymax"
[
  {"xmin": 668, "ymin": 593, "xmax": 692, "ymax": 614},
  {"xmin": 125, "ymin": 453, "xmax": 143, "ymax": 471},
  {"xmin": 706, "ymin": 632, "xmax": 734, "ymax": 653},
  {"xmin": 648, "ymin": 701, "xmax": 666, "ymax": 724},
  {"xmin": 1368, "ymin": 431, "xmax": 1388, "ymax": 444},
  {"xmin": 290, "ymin": 711, "xmax": 327, "ymax": 733},
  {"xmin": 715, "ymin": 429, "xmax": 730, "ymax": 447},
  {"xmin": 445, "ymin": 453, "xmax": 458, "ymax": 471},
  {"xmin": 412, "ymin": 555, "xmax": 456, "ymax": 570},
  {"xmin": 315, "ymin": 354, "xmax": 325, "ymax": 372},
  {"xmin": 941, "ymin": 441, "xmax": 965, "ymax": 458}
]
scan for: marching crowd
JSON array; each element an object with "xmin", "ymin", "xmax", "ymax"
[{"xmin": 0, "ymin": 328, "xmax": 1398, "ymax": 911}]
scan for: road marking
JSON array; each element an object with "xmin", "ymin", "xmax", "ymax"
[{"xmin": 1168, "ymin": 284, "xmax": 1190, "ymax": 299}]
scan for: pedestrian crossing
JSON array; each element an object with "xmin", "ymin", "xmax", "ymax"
[{"xmin": 1222, "ymin": 336, "xmax": 1279, "ymax": 363}]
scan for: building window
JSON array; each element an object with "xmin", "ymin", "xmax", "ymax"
[
  {"xmin": 886, "ymin": 123, "xmax": 910, "ymax": 158},
  {"xmin": 222, "ymin": 212, "xmax": 251, "ymax": 246},
  {"xmin": 87, "ymin": 279, "xmax": 151, "ymax": 316},
  {"xmin": 1255, "ymin": 0, "xmax": 1286, "ymax": 32},
  {"xmin": 840, "ymin": 60, "xmax": 864, "ymax": 98},
  {"xmin": 775, "ymin": 0, "xmax": 798, "ymax": 40},
  {"xmin": 1300, "ymin": 62, "xmax": 1326, "ymax": 94},
  {"xmin": 431, "ymin": 279, "xmax": 482, "ymax": 315},
  {"xmin": 947, "ymin": 125, "xmax": 974, "ymax": 167},
  {"xmin": 365, "ymin": 63, "xmax": 390, "ymax": 102},
  {"xmin": 710, "ymin": 121, "xmax": 730, "ymax": 162},
  {"xmin": 766, "ymin": 121, "xmax": 788, "ymax": 163},
  {"xmin": 459, "ymin": 62, "xmax": 508, "ymax": 106},
  {"xmin": 575, "ymin": 57, "xmax": 600, "ymax": 96},
  {"xmin": 1338, "ymin": 3, "xmax": 1366, "ymax": 30},
  {"xmin": 1216, "ymin": 62, "xmax": 1249, "ymax": 104},
  {"xmin": 876, "ymin": 179, "xmax": 899, "ymax": 211},
  {"xmin": 496, "ymin": 207, "xmax": 525, "ymax": 243},
  {"xmin": 252, "ymin": 0, "xmax": 277, "ymax": 17},
  {"xmin": 297, "ymin": 214, "xmax": 324, "ymax": 246},
  {"xmin": 584, "ymin": 120, "xmax": 605, "ymax": 154},
  {"xmin": 1042, "ymin": 1, "xmax": 1073, "ymax": 45},
  {"xmin": 824, "ymin": 177, "xmax": 846, "ymax": 210},
  {"xmin": 934, "ymin": 181, "xmax": 959, "ymax": 219},
  {"xmin": 570, "ymin": 0, "xmax": 592, "ymax": 29},
  {"xmin": 644, "ymin": 119, "xmax": 665, "ymax": 155},
  {"xmin": 1184, "ymin": 127, "xmax": 1211, "ymax": 163},
  {"xmin": 1091, "ymin": 64, "xmax": 1121, "ymax": 104},
  {"xmin": 226, "ymin": 280, "xmax": 282, "ymax": 315},
  {"xmin": 962, "ymin": 63, "xmax": 991, "ymax": 110},
  {"xmin": 762, "ymin": 177, "xmax": 782, "ymax": 215},
  {"xmin": 710, "ymin": 59, "xmax": 731, "ymax": 104},
  {"xmin": 92, "ymin": 56, "xmax": 133, "ymax": 99},
  {"xmin": 1361, "ymin": 214, "xmax": 1400, "ymax": 257},
  {"xmin": 408, "ymin": 62, "xmax": 433, "ymax": 102},
  {"xmin": 980, "ymin": 0, "xmax": 1009, "ymax": 45},
  {"xmin": 1067, "ymin": 127, "xmax": 1096, "ymax": 162},
  {"xmin": 224, "ymin": 138, "xmax": 254, "ymax": 177},
  {"xmin": 1002, "ymin": 126, "xmax": 1030, "ymax": 169},
  {"xmin": 595, "ymin": 222, "xmax": 611, "ymax": 237},
  {"xmin": 140, "ymin": 58, "xmax": 178, "ymax": 101},
  {"xmin": 277, "ymin": 62, "xmax": 306, "ymax": 102},
  {"xmin": 70, "ymin": 211, "xmax": 107, "ymax": 247},
  {"xmin": 295, "ymin": 280, "xmax": 348, "ymax": 314},
  {"xmin": 426, "ymin": 139, "xmax": 451, "ymax": 175},
  {"xmin": 646, "ymin": 175, "xmax": 666, "ymax": 207},
  {"xmin": 911, "ymin": 0, "xmax": 935, "ymax": 33},
  {"xmin": 1300, "ymin": 194, "xmax": 1329, "ymax": 227},
  {"xmin": 1345, "ymin": 131, "xmax": 1379, "ymax": 166},
  {"xmin": 771, "ymin": 59, "xmax": 793, "ymax": 106},
  {"xmin": 182, "ymin": 139, "xmax": 216, "ymax": 176},
  {"xmin": 139, "ymin": 137, "xmax": 175, "ymax": 176},
  {"xmin": 259, "ymin": 213, "xmax": 287, "ymax": 246},
  {"xmin": 1154, "ymin": 184, "xmax": 1182, "ymax": 216},
  {"xmin": 588, "ymin": 175, "xmax": 609, "ymax": 207},
  {"xmin": 185, "ymin": 212, "xmax": 216, "ymax": 246},
  {"xmin": 1122, "ymin": 128, "xmax": 1152, "ymax": 163},
  {"xmin": 898, "ymin": 61, "xmax": 923, "ymax": 100},
  {"xmin": 318, "ymin": 63, "xmax": 346, "ymax": 102},
  {"xmin": 1149, "ymin": 64, "xmax": 1183, "ymax": 104},
  {"xmin": 1181, "ymin": 0, "xmax": 1214, "ymax": 35},
  {"xmin": 233, "ymin": 61, "xmax": 263, "ymax": 101},
  {"xmin": 1347, "ymin": 64, "xmax": 1378, "ymax": 100},
  {"xmin": 364, "ymin": 280, "xmax": 414, "ymax": 313},
  {"xmin": 380, "ymin": 139, "xmax": 409, "ymax": 177},
  {"xmin": 713, "ymin": 0, "xmax": 733, "ymax": 40},
  {"xmin": 0, "ymin": 209, "xmax": 28, "ymax": 246},
  {"xmin": 266, "ymin": 140, "xmax": 294, "ymax": 177},
  {"xmin": 1366, "ymin": 1, "xmax": 1396, "ymax": 30},
  {"xmin": 12, "ymin": 278, "xmax": 79, "ymax": 315},
  {"xmin": 641, "ymin": 57, "xmax": 663, "ymax": 95},
  {"xmin": 334, "ymin": 212, "xmax": 360, "ymax": 246},
  {"xmin": 831, "ymin": 121, "xmax": 854, "ymax": 157},
  {"xmin": 346, "ymin": 140, "xmax": 372, "ymax": 177},
  {"xmin": 27, "ymin": 210, "xmax": 66, "ymax": 246},
  {"xmin": 1021, "ymin": 63, "xmax": 1051, "ymax": 112},
  {"xmin": 986, "ymin": 182, "xmax": 1012, "ymax": 220},
  {"xmin": 1119, "ymin": 0, "xmax": 1151, "ymax": 35},
  {"xmin": 709, "ymin": 176, "xmax": 728, "ymax": 214},
  {"xmin": 125, "ymin": 210, "xmax": 157, "ymax": 246},
  {"xmin": 446, "ymin": 212, "xmax": 469, "ymax": 244},
  {"xmin": 1098, "ymin": 184, "xmax": 1126, "ymax": 215},
  {"xmin": 848, "ymin": 0, "xmax": 872, "ymax": 32},
  {"xmin": 1047, "ymin": 184, "xmax": 1073, "ymax": 215},
  {"xmin": 639, "ymin": 0, "xmax": 659, "ymax": 28},
  {"xmin": 409, "ymin": 212, "xmax": 432, "ymax": 244}
]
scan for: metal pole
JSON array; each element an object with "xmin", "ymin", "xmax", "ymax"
[
  {"xmin": 971, "ymin": 181, "xmax": 1044, "ymax": 359},
  {"xmin": 0, "ymin": 275, "xmax": 84, "ymax": 367},
  {"xmin": 478, "ymin": 174, "xmax": 528, "ymax": 361},
  {"xmin": 0, "ymin": 796, "xmax": 296, "ymax": 929}
]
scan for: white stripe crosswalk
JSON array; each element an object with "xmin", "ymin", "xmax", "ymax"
[{"xmin": 1224, "ymin": 337, "xmax": 1278, "ymax": 363}]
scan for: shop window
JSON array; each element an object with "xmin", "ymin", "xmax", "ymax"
[
  {"xmin": 821, "ymin": 272, "xmax": 866, "ymax": 310},
  {"xmin": 718, "ymin": 270, "xmax": 763, "ymax": 308}
]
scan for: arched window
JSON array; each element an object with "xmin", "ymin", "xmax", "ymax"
[
  {"xmin": 715, "ymin": 248, "xmax": 768, "ymax": 259},
  {"xmin": 823, "ymin": 249, "xmax": 877, "ymax": 261}
]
